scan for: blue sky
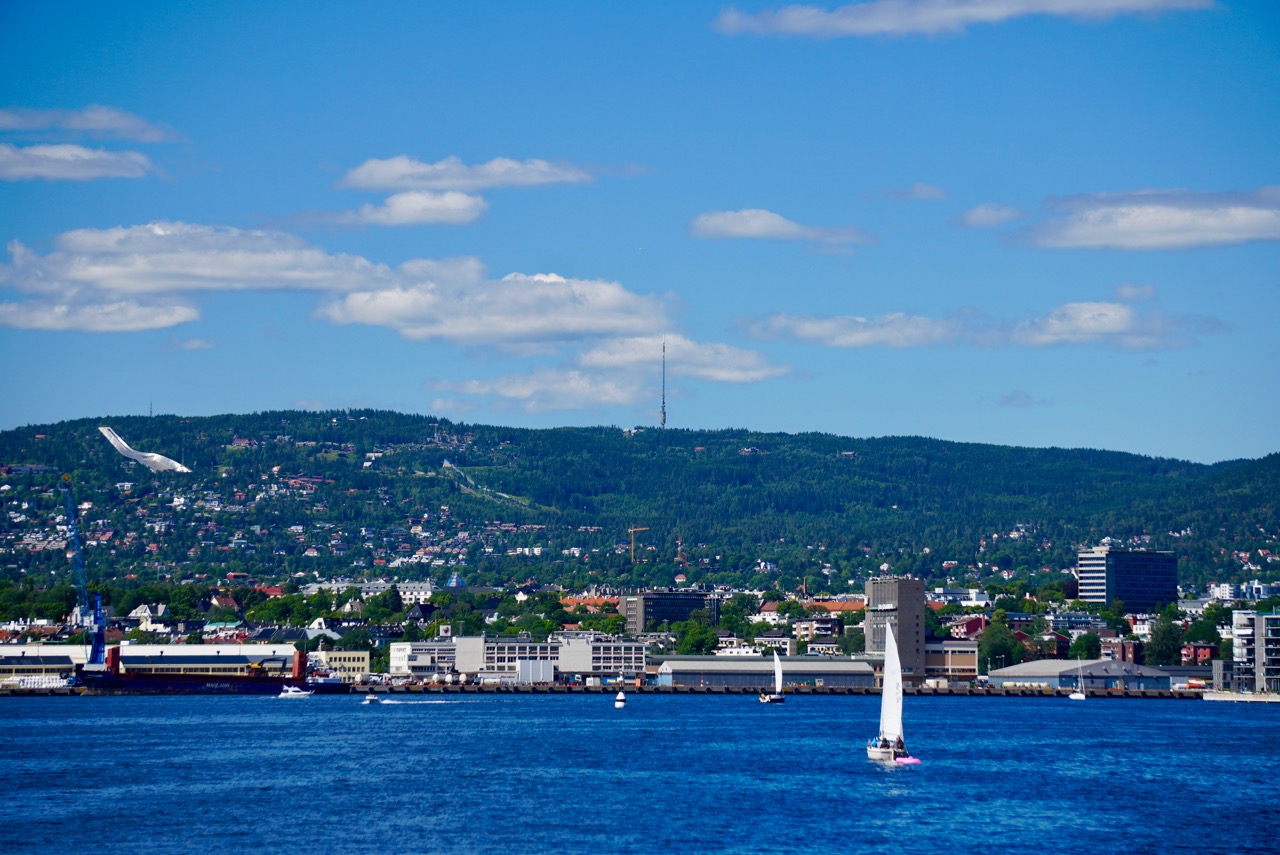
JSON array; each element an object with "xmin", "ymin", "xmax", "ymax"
[{"xmin": 1, "ymin": 1, "xmax": 1276, "ymax": 463}]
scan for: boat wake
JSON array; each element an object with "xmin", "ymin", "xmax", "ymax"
[{"xmin": 375, "ymin": 699, "xmax": 454, "ymax": 705}]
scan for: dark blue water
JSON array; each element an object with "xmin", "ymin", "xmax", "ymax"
[{"xmin": 3, "ymin": 694, "xmax": 1277, "ymax": 854}]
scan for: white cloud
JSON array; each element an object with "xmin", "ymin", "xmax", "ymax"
[
  {"xmin": 1030, "ymin": 187, "xmax": 1280, "ymax": 249},
  {"xmin": 750, "ymin": 311, "xmax": 958, "ymax": 347},
  {"xmin": 888, "ymin": 182, "xmax": 945, "ymax": 200},
  {"xmin": 749, "ymin": 300, "xmax": 1222, "ymax": 350},
  {"xmin": 0, "ymin": 105, "xmax": 177, "ymax": 142},
  {"xmin": 1010, "ymin": 301, "xmax": 1223, "ymax": 349},
  {"xmin": 0, "ymin": 143, "xmax": 154, "ymax": 181},
  {"xmin": 3, "ymin": 222, "xmax": 400, "ymax": 296},
  {"xmin": 690, "ymin": 208, "xmax": 871, "ymax": 247},
  {"xmin": 431, "ymin": 331, "xmax": 786, "ymax": 413},
  {"xmin": 337, "ymin": 190, "xmax": 488, "ymax": 226},
  {"xmin": 958, "ymin": 203, "xmax": 1023, "ymax": 228},
  {"xmin": 0, "ymin": 220, "xmax": 785, "ymax": 412},
  {"xmin": 0, "ymin": 298, "xmax": 197, "ymax": 332},
  {"xmin": 319, "ymin": 272, "xmax": 668, "ymax": 345},
  {"xmin": 714, "ymin": 0, "xmax": 1213, "ymax": 38},
  {"xmin": 340, "ymin": 155, "xmax": 592, "ymax": 191},
  {"xmin": 578, "ymin": 334, "xmax": 787, "ymax": 383},
  {"xmin": 0, "ymin": 221, "xmax": 471, "ymax": 331}
]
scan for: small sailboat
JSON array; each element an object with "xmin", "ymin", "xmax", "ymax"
[
  {"xmin": 1069, "ymin": 660, "xmax": 1087, "ymax": 701},
  {"xmin": 759, "ymin": 650, "xmax": 786, "ymax": 703},
  {"xmin": 614, "ymin": 690, "xmax": 627, "ymax": 709},
  {"xmin": 867, "ymin": 625, "xmax": 918, "ymax": 764},
  {"xmin": 279, "ymin": 685, "xmax": 314, "ymax": 699}
]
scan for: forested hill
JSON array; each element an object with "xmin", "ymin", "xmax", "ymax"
[{"xmin": 1, "ymin": 410, "xmax": 1276, "ymax": 591}]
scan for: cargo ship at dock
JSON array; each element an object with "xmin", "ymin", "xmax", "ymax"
[{"xmin": 77, "ymin": 647, "xmax": 351, "ymax": 695}]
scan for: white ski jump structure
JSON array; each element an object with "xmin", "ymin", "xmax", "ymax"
[{"xmin": 98, "ymin": 427, "xmax": 191, "ymax": 473}]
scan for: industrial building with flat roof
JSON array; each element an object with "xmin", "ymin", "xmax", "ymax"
[
  {"xmin": 988, "ymin": 659, "xmax": 1170, "ymax": 691},
  {"xmin": 656, "ymin": 656, "xmax": 875, "ymax": 689}
]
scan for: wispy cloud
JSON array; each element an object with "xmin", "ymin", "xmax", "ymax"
[
  {"xmin": 0, "ymin": 298, "xmax": 197, "ymax": 332},
  {"xmin": 749, "ymin": 299, "xmax": 1224, "ymax": 350},
  {"xmin": 432, "ymin": 332, "xmax": 787, "ymax": 414},
  {"xmin": 174, "ymin": 338, "xmax": 215, "ymax": 350},
  {"xmin": 999, "ymin": 390, "xmax": 1053, "ymax": 408},
  {"xmin": 333, "ymin": 190, "xmax": 488, "ymax": 226},
  {"xmin": 888, "ymin": 182, "xmax": 945, "ymax": 200},
  {"xmin": 0, "ymin": 105, "xmax": 178, "ymax": 142},
  {"xmin": 434, "ymin": 369, "xmax": 647, "ymax": 414},
  {"xmin": 690, "ymin": 208, "xmax": 872, "ymax": 248},
  {"xmin": 1113, "ymin": 283, "xmax": 1156, "ymax": 303},
  {"xmin": 714, "ymin": 0, "xmax": 1214, "ymax": 38},
  {"xmin": 340, "ymin": 155, "xmax": 591, "ymax": 192},
  {"xmin": 0, "ymin": 143, "xmax": 155, "ymax": 181},
  {"xmin": 578, "ymin": 334, "xmax": 787, "ymax": 383},
  {"xmin": 958, "ymin": 202, "xmax": 1023, "ymax": 228},
  {"xmin": 749, "ymin": 311, "xmax": 958, "ymax": 347},
  {"xmin": 1029, "ymin": 187, "xmax": 1280, "ymax": 250}
]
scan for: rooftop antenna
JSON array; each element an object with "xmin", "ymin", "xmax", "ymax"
[{"xmin": 660, "ymin": 337, "xmax": 666, "ymax": 429}]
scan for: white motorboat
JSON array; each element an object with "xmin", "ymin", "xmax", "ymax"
[
  {"xmin": 279, "ymin": 685, "xmax": 314, "ymax": 699},
  {"xmin": 362, "ymin": 692, "xmax": 382, "ymax": 705}
]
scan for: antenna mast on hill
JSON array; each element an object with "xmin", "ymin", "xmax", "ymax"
[{"xmin": 660, "ymin": 337, "xmax": 666, "ymax": 429}]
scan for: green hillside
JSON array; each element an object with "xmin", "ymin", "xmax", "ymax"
[{"xmin": 1, "ymin": 410, "xmax": 1276, "ymax": 593}]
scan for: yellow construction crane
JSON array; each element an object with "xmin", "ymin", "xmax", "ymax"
[{"xmin": 628, "ymin": 526, "xmax": 649, "ymax": 563}]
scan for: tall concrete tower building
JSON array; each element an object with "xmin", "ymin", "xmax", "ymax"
[{"xmin": 865, "ymin": 576, "xmax": 926, "ymax": 680}]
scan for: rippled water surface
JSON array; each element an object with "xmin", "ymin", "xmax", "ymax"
[{"xmin": 3, "ymin": 694, "xmax": 1278, "ymax": 854}]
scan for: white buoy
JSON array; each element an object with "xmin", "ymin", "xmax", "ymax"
[{"xmin": 614, "ymin": 690, "xmax": 626, "ymax": 709}]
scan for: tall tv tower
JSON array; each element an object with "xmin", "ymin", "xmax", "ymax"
[{"xmin": 660, "ymin": 337, "xmax": 667, "ymax": 429}]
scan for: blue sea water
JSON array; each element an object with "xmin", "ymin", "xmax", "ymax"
[{"xmin": 2, "ymin": 694, "xmax": 1278, "ymax": 854}]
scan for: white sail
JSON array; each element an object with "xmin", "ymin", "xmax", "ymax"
[
  {"xmin": 879, "ymin": 624, "xmax": 904, "ymax": 742},
  {"xmin": 773, "ymin": 650, "xmax": 783, "ymax": 694}
]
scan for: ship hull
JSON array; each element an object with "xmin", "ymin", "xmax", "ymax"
[{"xmin": 78, "ymin": 671, "xmax": 350, "ymax": 695}]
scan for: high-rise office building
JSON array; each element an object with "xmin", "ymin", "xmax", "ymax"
[
  {"xmin": 1076, "ymin": 546, "xmax": 1177, "ymax": 613},
  {"xmin": 621, "ymin": 590, "xmax": 719, "ymax": 636}
]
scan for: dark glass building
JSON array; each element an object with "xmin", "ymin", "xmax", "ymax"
[{"xmin": 1076, "ymin": 547, "xmax": 1177, "ymax": 613}]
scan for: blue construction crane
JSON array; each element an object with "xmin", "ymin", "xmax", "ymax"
[{"xmin": 60, "ymin": 475, "xmax": 105, "ymax": 666}]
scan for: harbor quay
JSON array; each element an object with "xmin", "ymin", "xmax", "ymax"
[{"xmin": 1, "ymin": 682, "xmax": 1212, "ymax": 700}]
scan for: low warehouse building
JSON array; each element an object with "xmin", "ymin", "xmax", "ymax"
[{"xmin": 657, "ymin": 656, "xmax": 875, "ymax": 688}]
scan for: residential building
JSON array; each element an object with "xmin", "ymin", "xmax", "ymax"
[
  {"xmin": 1076, "ymin": 546, "xmax": 1177, "ymax": 612},
  {"xmin": 1233, "ymin": 610, "xmax": 1280, "ymax": 693},
  {"xmin": 865, "ymin": 576, "xmax": 926, "ymax": 679},
  {"xmin": 792, "ymin": 615, "xmax": 843, "ymax": 642}
]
